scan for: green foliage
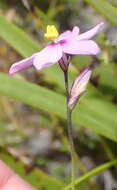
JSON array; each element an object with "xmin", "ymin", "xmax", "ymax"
[
  {"xmin": 0, "ymin": 73, "xmax": 117, "ymax": 142},
  {"xmin": 94, "ymin": 63, "xmax": 117, "ymax": 98},
  {"xmin": 0, "ymin": 15, "xmax": 40, "ymax": 57},
  {"xmin": 63, "ymin": 159, "xmax": 117, "ymax": 190},
  {"xmin": 0, "ymin": 0, "xmax": 7, "ymax": 10},
  {"xmin": 84, "ymin": 0, "xmax": 117, "ymax": 25}
]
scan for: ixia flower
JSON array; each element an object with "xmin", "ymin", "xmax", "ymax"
[
  {"xmin": 68, "ymin": 68, "xmax": 92, "ymax": 109},
  {"xmin": 9, "ymin": 23, "xmax": 104, "ymax": 75}
]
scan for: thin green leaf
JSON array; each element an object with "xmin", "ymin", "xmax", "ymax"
[
  {"xmin": 0, "ymin": 73, "xmax": 117, "ymax": 142},
  {"xmin": 63, "ymin": 159, "xmax": 117, "ymax": 190},
  {"xmin": 84, "ymin": 0, "xmax": 117, "ymax": 25},
  {"xmin": 93, "ymin": 63, "xmax": 117, "ymax": 97},
  {"xmin": 0, "ymin": 14, "xmax": 40, "ymax": 57}
]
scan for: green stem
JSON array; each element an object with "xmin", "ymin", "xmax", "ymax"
[
  {"xmin": 63, "ymin": 159, "xmax": 117, "ymax": 190},
  {"xmin": 64, "ymin": 71, "xmax": 76, "ymax": 190}
]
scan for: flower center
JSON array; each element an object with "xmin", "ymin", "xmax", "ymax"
[{"xmin": 44, "ymin": 25, "xmax": 59, "ymax": 39}]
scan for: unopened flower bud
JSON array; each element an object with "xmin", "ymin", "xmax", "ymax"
[
  {"xmin": 68, "ymin": 68, "xmax": 92, "ymax": 110},
  {"xmin": 59, "ymin": 53, "xmax": 70, "ymax": 72}
]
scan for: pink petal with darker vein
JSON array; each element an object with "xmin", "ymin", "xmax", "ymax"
[
  {"xmin": 62, "ymin": 40, "xmax": 100, "ymax": 55},
  {"xmin": 56, "ymin": 26, "xmax": 80, "ymax": 42},
  {"xmin": 68, "ymin": 68, "xmax": 92, "ymax": 109},
  {"xmin": 9, "ymin": 54, "xmax": 36, "ymax": 75},
  {"xmin": 56, "ymin": 30, "xmax": 72, "ymax": 42},
  {"xmin": 77, "ymin": 22, "xmax": 104, "ymax": 41},
  {"xmin": 33, "ymin": 43, "xmax": 62, "ymax": 70}
]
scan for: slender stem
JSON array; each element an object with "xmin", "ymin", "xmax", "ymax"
[
  {"xmin": 64, "ymin": 70, "xmax": 69, "ymax": 103},
  {"xmin": 67, "ymin": 108, "xmax": 76, "ymax": 190},
  {"xmin": 64, "ymin": 71, "xmax": 76, "ymax": 190},
  {"xmin": 63, "ymin": 159, "xmax": 117, "ymax": 190}
]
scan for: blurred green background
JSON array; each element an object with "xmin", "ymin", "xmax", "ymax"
[{"xmin": 0, "ymin": 0, "xmax": 117, "ymax": 190}]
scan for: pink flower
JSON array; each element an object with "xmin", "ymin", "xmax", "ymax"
[
  {"xmin": 68, "ymin": 68, "xmax": 92, "ymax": 109},
  {"xmin": 9, "ymin": 23, "xmax": 104, "ymax": 75}
]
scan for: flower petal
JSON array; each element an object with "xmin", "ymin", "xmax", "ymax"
[
  {"xmin": 62, "ymin": 40, "xmax": 100, "ymax": 55},
  {"xmin": 68, "ymin": 68, "xmax": 92, "ymax": 109},
  {"xmin": 56, "ymin": 30, "xmax": 72, "ymax": 42},
  {"xmin": 70, "ymin": 68, "xmax": 92, "ymax": 98},
  {"xmin": 33, "ymin": 44, "xmax": 62, "ymax": 70},
  {"xmin": 9, "ymin": 54, "xmax": 36, "ymax": 75},
  {"xmin": 72, "ymin": 26, "xmax": 80, "ymax": 36},
  {"xmin": 56, "ymin": 26, "xmax": 80, "ymax": 42},
  {"xmin": 77, "ymin": 22, "xmax": 104, "ymax": 41}
]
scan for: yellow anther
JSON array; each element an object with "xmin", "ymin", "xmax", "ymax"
[{"xmin": 44, "ymin": 25, "xmax": 59, "ymax": 39}]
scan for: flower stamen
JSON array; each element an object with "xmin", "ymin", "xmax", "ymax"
[{"xmin": 44, "ymin": 25, "xmax": 59, "ymax": 39}]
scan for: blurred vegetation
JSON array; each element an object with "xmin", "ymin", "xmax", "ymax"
[{"xmin": 0, "ymin": 0, "xmax": 117, "ymax": 190}]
